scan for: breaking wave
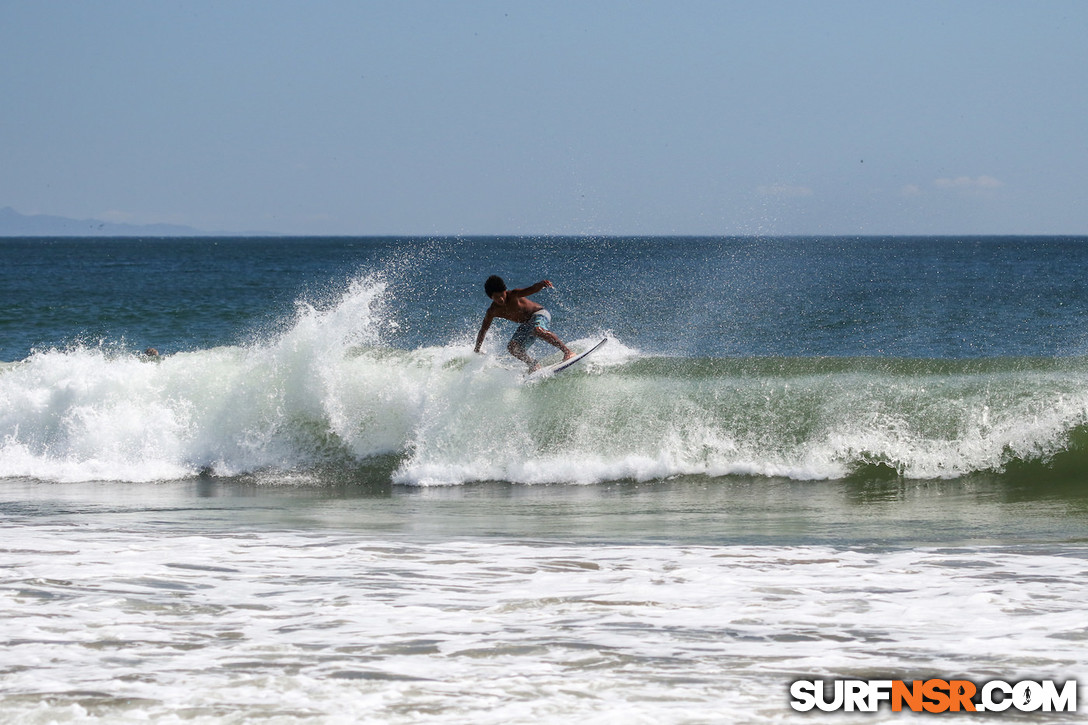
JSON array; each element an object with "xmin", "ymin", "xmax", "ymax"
[{"xmin": 3, "ymin": 274, "xmax": 1088, "ymax": 486}]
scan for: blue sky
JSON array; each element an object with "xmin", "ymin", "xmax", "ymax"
[{"xmin": 2, "ymin": 1, "xmax": 1085, "ymax": 235}]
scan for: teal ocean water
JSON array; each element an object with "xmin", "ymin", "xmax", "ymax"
[{"xmin": 2, "ymin": 237, "xmax": 1087, "ymax": 722}]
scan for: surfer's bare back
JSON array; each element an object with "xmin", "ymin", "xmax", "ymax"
[{"xmin": 474, "ymin": 275, "xmax": 574, "ymax": 372}]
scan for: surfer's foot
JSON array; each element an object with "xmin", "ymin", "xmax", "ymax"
[
  {"xmin": 528, "ymin": 362, "xmax": 542, "ymax": 373},
  {"xmin": 562, "ymin": 349, "xmax": 576, "ymax": 360}
]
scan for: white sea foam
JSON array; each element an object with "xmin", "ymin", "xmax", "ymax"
[
  {"xmin": 2, "ymin": 274, "xmax": 1088, "ymax": 485},
  {"xmin": 2, "ymin": 518, "xmax": 1086, "ymax": 723}
]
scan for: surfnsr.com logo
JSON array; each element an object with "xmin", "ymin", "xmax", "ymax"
[{"xmin": 789, "ymin": 679, "xmax": 1078, "ymax": 713}]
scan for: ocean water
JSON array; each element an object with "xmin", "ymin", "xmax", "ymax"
[{"xmin": 2, "ymin": 236, "xmax": 1087, "ymax": 722}]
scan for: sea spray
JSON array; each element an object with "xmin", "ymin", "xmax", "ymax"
[{"xmin": 0, "ymin": 274, "xmax": 393, "ymax": 481}]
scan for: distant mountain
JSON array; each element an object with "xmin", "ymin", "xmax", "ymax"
[{"xmin": 0, "ymin": 206, "xmax": 214, "ymax": 237}]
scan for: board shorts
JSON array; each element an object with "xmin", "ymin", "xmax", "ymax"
[{"xmin": 510, "ymin": 309, "xmax": 551, "ymax": 349}]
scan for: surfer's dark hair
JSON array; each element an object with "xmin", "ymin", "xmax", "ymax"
[{"xmin": 484, "ymin": 275, "xmax": 506, "ymax": 297}]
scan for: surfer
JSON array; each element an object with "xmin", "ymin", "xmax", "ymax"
[{"xmin": 474, "ymin": 275, "xmax": 574, "ymax": 373}]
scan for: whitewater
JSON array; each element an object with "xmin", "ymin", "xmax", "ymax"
[
  {"xmin": 2, "ymin": 236, "xmax": 1087, "ymax": 723},
  {"xmin": 3, "ymin": 269, "xmax": 1088, "ymax": 486}
]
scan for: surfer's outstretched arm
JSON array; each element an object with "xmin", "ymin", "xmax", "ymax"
[
  {"xmin": 511, "ymin": 279, "xmax": 553, "ymax": 298},
  {"xmin": 474, "ymin": 310, "xmax": 495, "ymax": 352}
]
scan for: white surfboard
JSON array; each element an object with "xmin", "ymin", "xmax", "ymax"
[{"xmin": 526, "ymin": 338, "xmax": 608, "ymax": 381}]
